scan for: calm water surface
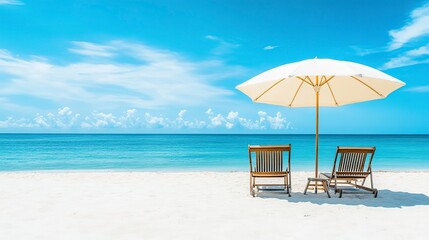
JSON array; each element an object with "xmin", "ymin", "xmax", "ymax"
[{"xmin": 0, "ymin": 134, "xmax": 428, "ymax": 171}]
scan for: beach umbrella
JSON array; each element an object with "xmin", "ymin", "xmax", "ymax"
[{"xmin": 236, "ymin": 58, "xmax": 405, "ymax": 179}]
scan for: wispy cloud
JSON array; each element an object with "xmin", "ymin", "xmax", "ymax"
[
  {"xmin": 263, "ymin": 45, "xmax": 278, "ymax": 50},
  {"xmin": 378, "ymin": 2, "xmax": 429, "ymax": 69},
  {"xmin": 388, "ymin": 2, "xmax": 429, "ymax": 50},
  {"xmin": 349, "ymin": 46, "xmax": 386, "ymax": 56},
  {"xmin": 404, "ymin": 85, "xmax": 429, "ymax": 92},
  {"xmin": 0, "ymin": 107, "xmax": 291, "ymax": 130},
  {"xmin": 381, "ymin": 43, "xmax": 429, "ymax": 69},
  {"xmin": 69, "ymin": 41, "xmax": 115, "ymax": 57},
  {"xmin": 0, "ymin": 0, "xmax": 23, "ymax": 5},
  {"xmin": 353, "ymin": 2, "xmax": 429, "ymax": 68},
  {"xmin": 407, "ymin": 44, "xmax": 429, "ymax": 56},
  {"xmin": 205, "ymin": 35, "xmax": 240, "ymax": 55},
  {"xmin": 0, "ymin": 40, "xmax": 246, "ymax": 111}
]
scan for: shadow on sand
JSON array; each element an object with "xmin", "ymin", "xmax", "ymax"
[{"xmin": 256, "ymin": 189, "xmax": 429, "ymax": 208}]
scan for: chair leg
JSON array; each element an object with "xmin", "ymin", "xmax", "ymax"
[
  {"xmin": 323, "ymin": 181, "xmax": 331, "ymax": 198},
  {"xmin": 327, "ymin": 179, "xmax": 333, "ymax": 189},
  {"xmin": 284, "ymin": 176, "xmax": 288, "ymax": 192},
  {"xmin": 369, "ymin": 172, "xmax": 377, "ymax": 198},
  {"xmin": 304, "ymin": 179, "xmax": 310, "ymax": 195},
  {"xmin": 370, "ymin": 173, "xmax": 374, "ymax": 189},
  {"xmin": 250, "ymin": 175, "xmax": 254, "ymax": 197},
  {"xmin": 285, "ymin": 175, "xmax": 291, "ymax": 197},
  {"xmin": 284, "ymin": 176, "xmax": 290, "ymax": 197},
  {"xmin": 334, "ymin": 177, "xmax": 338, "ymax": 194}
]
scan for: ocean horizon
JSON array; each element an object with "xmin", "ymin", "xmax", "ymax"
[{"xmin": 1, "ymin": 133, "xmax": 428, "ymax": 172}]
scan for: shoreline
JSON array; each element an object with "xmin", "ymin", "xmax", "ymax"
[
  {"xmin": 1, "ymin": 169, "xmax": 429, "ymax": 173},
  {"xmin": 1, "ymin": 133, "xmax": 429, "ymax": 135}
]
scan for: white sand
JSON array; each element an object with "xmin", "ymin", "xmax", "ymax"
[{"xmin": 0, "ymin": 171, "xmax": 428, "ymax": 240}]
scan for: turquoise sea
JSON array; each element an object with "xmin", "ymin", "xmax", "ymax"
[{"xmin": 0, "ymin": 134, "xmax": 428, "ymax": 171}]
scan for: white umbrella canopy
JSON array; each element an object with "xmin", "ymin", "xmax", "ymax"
[
  {"xmin": 236, "ymin": 58, "xmax": 404, "ymax": 107},
  {"xmin": 236, "ymin": 58, "xmax": 405, "ymax": 179}
]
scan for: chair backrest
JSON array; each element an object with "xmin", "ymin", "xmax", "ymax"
[
  {"xmin": 331, "ymin": 146, "xmax": 376, "ymax": 176},
  {"xmin": 248, "ymin": 145, "xmax": 291, "ymax": 172}
]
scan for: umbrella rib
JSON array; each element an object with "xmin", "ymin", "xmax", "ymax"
[
  {"xmin": 254, "ymin": 78, "xmax": 286, "ymax": 101},
  {"xmin": 295, "ymin": 76, "xmax": 314, "ymax": 86},
  {"xmin": 320, "ymin": 75, "xmax": 335, "ymax": 86},
  {"xmin": 289, "ymin": 80, "xmax": 304, "ymax": 107},
  {"xmin": 305, "ymin": 76, "xmax": 315, "ymax": 86},
  {"xmin": 350, "ymin": 76, "xmax": 384, "ymax": 97},
  {"xmin": 326, "ymin": 82, "xmax": 339, "ymax": 106}
]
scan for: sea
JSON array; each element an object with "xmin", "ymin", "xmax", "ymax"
[{"xmin": 0, "ymin": 134, "xmax": 428, "ymax": 172}]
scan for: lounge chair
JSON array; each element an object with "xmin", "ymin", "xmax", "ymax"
[
  {"xmin": 248, "ymin": 145, "xmax": 291, "ymax": 197},
  {"xmin": 320, "ymin": 146, "xmax": 378, "ymax": 198}
]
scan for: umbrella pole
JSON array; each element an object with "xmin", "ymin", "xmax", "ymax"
[{"xmin": 315, "ymin": 88, "xmax": 319, "ymax": 179}]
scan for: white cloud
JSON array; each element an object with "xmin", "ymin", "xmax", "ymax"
[
  {"xmin": 144, "ymin": 113, "xmax": 169, "ymax": 128},
  {"xmin": 69, "ymin": 41, "xmax": 115, "ymax": 57},
  {"xmin": 0, "ymin": 108, "xmax": 291, "ymax": 131},
  {"xmin": 0, "ymin": 107, "xmax": 80, "ymax": 129},
  {"xmin": 205, "ymin": 108, "xmax": 214, "ymax": 116},
  {"xmin": 212, "ymin": 114, "xmax": 226, "ymax": 126},
  {"xmin": 0, "ymin": 117, "xmax": 36, "ymax": 128},
  {"xmin": 381, "ymin": 43, "xmax": 429, "ymax": 69},
  {"xmin": 349, "ymin": 45, "xmax": 386, "ymax": 56},
  {"xmin": 226, "ymin": 111, "xmax": 238, "ymax": 121},
  {"xmin": 258, "ymin": 111, "xmax": 267, "ymax": 120},
  {"xmin": 117, "ymin": 109, "xmax": 139, "ymax": 128},
  {"xmin": 126, "ymin": 108, "xmax": 137, "ymax": 116},
  {"xmin": 407, "ymin": 44, "xmax": 429, "ymax": 56},
  {"xmin": 177, "ymin": 109, "xmax": 186, "ymax": 119},
  {"xmin": 205, "ymin": 108, "xmax": 290, "ymax": 130},
  {"xmin": 267, "ymin": 112, "xmax": 287, "ymax": 129},
  {"xmin": 91, "ymin": 112, "xmax": 117, "ymax": 128},
  {"xmin": 34, "ymin": 115, "xmax": 49, "ymax": 128},
  {"xmin": 388, "ymin": 3, "xmax": 429, "ymax": 50},
  {"xmin": 381, "ymin": 56, "xmax": 416, "ymax": 69},
  {"xmin": 205, "ymin": 35, "xmax": 240, "ymax": 55},
  {"xmin": 263, "ymin": 45, "xmax": 278, "ymax": 50},
  {"xmin": 205, "ymin": 35, "xmax": 218, "ymax": 41},
  {"xmin": 0, "ymin": 40, "xmax": 245, "ymax": 111},
  {"xmin": 358, "ymin": 3, "xmax": 429, "ymax": 69},
  {"xmin": 0, "ymin": 0, "xmax": 23, "ymax": 5},
  {"xmin": 174, "ymin": 109, "xmax": 204, "ymax": 128},
  {"xmin": 404, "ymin": 85, "xmax": 429, "ymax": 92},
  {"xmin": 58, "ymin": 107, "xmax": 72, "ymax": 116},
  {"xmin": 225, "ymin": 122, "xmax": 234, "ymax": 129}
]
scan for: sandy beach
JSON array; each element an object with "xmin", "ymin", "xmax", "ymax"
[{"xmin": 0, "ymin": 171, "xmax": 428, "ymax": 240}]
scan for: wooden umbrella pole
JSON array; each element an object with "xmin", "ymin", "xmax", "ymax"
[
  {"xmin": 315, "ymin": 90, "xmax": 319, "ymax": 179},
  {"xmin": 315, "ymin": 75, "xmax": 320, "ymax": 180}
]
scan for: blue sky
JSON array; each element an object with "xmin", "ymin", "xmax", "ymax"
[{"xmin": 0, "ymin": 0, "xmax": 428, "ymax": 133}]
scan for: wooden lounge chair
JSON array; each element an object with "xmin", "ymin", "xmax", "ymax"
[
  {"xmin": 248, "ymin": 145, "xmax": 291, "ymax": 197},
  {"xmin": 320, "ymin": 146, "xmax": 378, "ymax": 198}
]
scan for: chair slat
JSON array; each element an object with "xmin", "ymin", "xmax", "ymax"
[
  {"xmin": 350, "ymin": 153, "xmax": 355, "ymax": 171},
  {"xmin": 250, "ymin": 147, "xmax": 289, "ymax": 173},
  {"xmin": 338, "ymin": 152, "xmax": 369, "ymax": 176},
  {"xmin": 256, "ymin": 152, "xmax": 261, "ymax": 172}
]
